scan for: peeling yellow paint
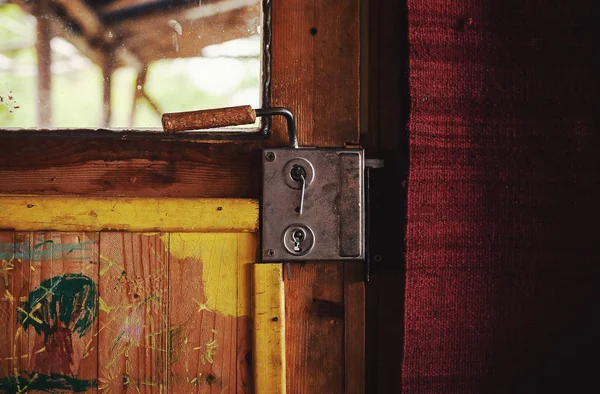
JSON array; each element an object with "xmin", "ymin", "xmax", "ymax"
[
  {"xmin": 0, "ymin": 197, "xmax": 259, "ymax": 232},
  {"xmin": 253, "ymin": 264, "xmax": 286, "ymax": 393},
  {"xmin": 2, "ymin": 289, "xmax": 14, "ymax": 304},
  {"xmin": 166, "ymin": 232, "xmax": 256, "ymax": 317},
  {"xmin": 99, "ymin": 296, "xmax": 112, "ymax": 313}
]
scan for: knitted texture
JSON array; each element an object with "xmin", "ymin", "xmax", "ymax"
[{"xmin": 404, "ymin": 1, "xmax": 599, "ymax": 392}]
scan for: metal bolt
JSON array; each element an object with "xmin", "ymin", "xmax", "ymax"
[
  {"xmin": 265, "ymin": 152, "xmax": 275, "ymax": 162},
  {"xmin": 373, "ymin": 254, "xmax": 382, "ymax": 262},
  {"xmin": 266, "ymin": 249, "xmax": 275, "ymax": 257},
  {"xmin": 272, "ymin": 316, "xmax": 279, "ymax": 322}
]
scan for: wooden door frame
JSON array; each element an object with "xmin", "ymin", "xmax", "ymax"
[{"xmin": 0, "ymin": 1, "xmax": 365, "ymax": 392}]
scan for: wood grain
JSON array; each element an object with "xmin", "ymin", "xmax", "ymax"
[
  {"xmin": 98, "ymin": 232, "xmax": 168, "ymax": 393},
  {"xmin": 0, "ymin": 197, "xmax": 259, "ymax": 233},
  {"xmin": 0, "ymin": 139, "xmax": 261, "ymax": 198},
  {"xmin": 28, "ymin": 232, "xmax": 99, "ymax": 391},
  {"xmin": 236, "ymin": 235, "xmax": 255, "ymax": 394},
  {"xmin": 0, "ymin": 1, "xmax": 365, "ymax": 393},
  {"xmin": 269, "ymin": 0, "xmax": 360, "ymax": 147},
  {"xmin": 0, "ymin": 232, "xmax": 29, "ymax": 380},
  {"xmin": 253, "ymin": 263, "xmax": 285, "ymax": 393},
  {"xmin": 285, "ymin": 263, "xmax": 344, "ymax": 394},
  {"xmin": 344, "ymin": 261, "xmax": 365, "ymax": 394},
  {"xmin": 167, "ymin": 233, "xmax": 256, "ymax": 394},
  {"xmin": 270, "ymin": 0, "xmax": 363, "ymax": 391}
]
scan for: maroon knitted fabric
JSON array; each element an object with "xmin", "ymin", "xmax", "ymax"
[{"xmin": 404, "ymin": 1, "xmax": 599, "ymax": 392}]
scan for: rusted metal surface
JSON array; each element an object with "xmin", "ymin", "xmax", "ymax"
[
  {"xmin": 262, "ymin": 148, "xmax": 364, "ymax": 262},
  {"xmin": 162, "ymin": 105, "xmax": 257, "ymax": 133}
]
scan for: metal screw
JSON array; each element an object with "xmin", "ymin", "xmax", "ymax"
[
  {"xmin": 266, "ymin": 249, "xmax": 274, "ymax": 257},
  {"xmin": 265, "ymin": 152, "xmax": 275, "ymax": 162},
  {"xmin": 272, "ymin": 316, "xmax": 279, "ymax": 322},
  {"xmin": 373, "ymin": 254, "xmax": 382, "ymax": 262}
]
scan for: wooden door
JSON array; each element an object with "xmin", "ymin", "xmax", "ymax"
[
  {"xmin": 0, "ymin": 197, "xmax": 285, "ymax": 393},
  {"xmin": 0, "ymin": 1, "xmax": 363, "ymax": 393}
]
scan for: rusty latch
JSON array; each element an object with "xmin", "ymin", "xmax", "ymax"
[{"xmin": 161, "ymin": 105, "xmax": 367, "ymax": 278}]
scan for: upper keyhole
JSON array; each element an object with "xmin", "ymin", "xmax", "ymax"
[{"xmin": 290, "ymin": 165, "xmax": 307, "ymax": 183}]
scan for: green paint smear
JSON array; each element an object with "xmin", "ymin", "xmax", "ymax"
[
  {"xmin": 19, "ymin": 273, "xmax": 97, "ymax": 338},
  {"xmin": 0, "ymin": 373, "xmax": 96, "ymax": 393}
]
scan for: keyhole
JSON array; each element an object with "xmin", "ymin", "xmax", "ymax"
[
  {"xmin": 292, "ymin": 229, "xmax": 305, "ymax": 252},
  {"xmin": 290, "ymin": 165, "xmax": 307, "ymax": 183},
  {"xmin": 282, "ymin": 225, "xmax": 314, "ymax": 256}
]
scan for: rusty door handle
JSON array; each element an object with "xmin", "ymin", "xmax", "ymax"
[{"xmin": 161, "ymin": 105, "xmax": 298, "ymax": 148}]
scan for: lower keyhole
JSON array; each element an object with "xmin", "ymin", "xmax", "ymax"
[
  {"xmin": 292, "ymin": 230, "xmax": 305, "ymax": 242},
  {"xmin": 292, "ymin": 229, "xmax": 305, "ymax": 252},
  {"xmin": 283, "ymin": 225, "xmax": 314, "ymax": 256}
]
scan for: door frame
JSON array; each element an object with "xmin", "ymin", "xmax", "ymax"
[{"xmin": 0, "ymin": 1, "xmax": 365, "ymax": 392}]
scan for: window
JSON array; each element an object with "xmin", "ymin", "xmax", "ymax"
[{"xmin": 0, "ymin": 0, "xmax": 265, "ymax": 132}]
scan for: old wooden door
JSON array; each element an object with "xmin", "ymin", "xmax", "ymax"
[
  {"xmin": 0, "ymin": 197, "xmax": 287, "ymax": 393},
  {"xmin": 0, "ymin": 1, "xmax": 363, "ymax": 393}
]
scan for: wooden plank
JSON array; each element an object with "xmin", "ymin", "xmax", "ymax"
[
  {"xmin": 98, "ymin": 232, "xmax": 168, "ymax": 393},
  {"xmin": 0, "ymin": 140, "xmax": 261, "ymax": 198},
  {"xmin": 269, "ymin": 0, "xmax": 360, "ymax": 147},
  {"xmin": 26, "ymin": 232, "xmax": 99, "ymax": 392},
  {"xmin": 344, "ymin": 261, "xmax": 365, "ymax": 394},
  {"xmin": 167, "ymin": 233, "xmax": 256, "ymax": 394},
  {"xmin": 269, "ymin": 0, "xmax": 362, "ymax": 391},
  {"xmin": 0, "ymin": 197, "xmax": 259, "ymax": 233},
  {"xmin": 0, "ymin": 232, "xmax": 29, "ymax": 386},
  {"xmin": 237, "ymin": 234, "xmax": 256, "ymax": 394},
  {"xmin": 253, "ymin": 263, "xmax": 285, "ymax": 394},
  {"xmin": 285, "ymin": 263, "xmax": 344, "ymax": 394}
]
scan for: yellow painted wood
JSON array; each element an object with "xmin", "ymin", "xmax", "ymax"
[
  {"xmin": 166, "ymin": 232, "xmax": 257, "ymax": 317},
  {"xmin": 0, "ymin": 197, "xmax": 258, "ymax": 232},
  {"xmin": 253, "ymin": 263, "xmax": 286, "ymax": 394}
]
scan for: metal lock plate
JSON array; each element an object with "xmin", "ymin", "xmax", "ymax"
[{"xmin": 262, "ymin": 148, "xmax": 364, "ymax": 261}]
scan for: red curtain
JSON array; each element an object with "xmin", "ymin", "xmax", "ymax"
[{"xmin": 404, "ymin": 0, "xmax": 599, "ymax": 392}]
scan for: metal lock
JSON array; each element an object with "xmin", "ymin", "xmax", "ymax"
[{"xmin": 262, "ymin": 148, "xmax": 365, "ymax": 261}]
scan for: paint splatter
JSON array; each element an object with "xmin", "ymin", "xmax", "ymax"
[
  {"xmin": 19, "ymin": 273, "xmax": 97, "ymax": 338},
  {"xmin": 0, "ymin": 373, "xmax": 96, "ymax": 393},
  {"xmin": 18, "ymin": 274, "xmax": 97, "ymax": 375}
]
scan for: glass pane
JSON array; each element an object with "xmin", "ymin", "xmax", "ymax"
[{"xmin": 0, "ymin": 0, "xmax": 262, "ymax": 129}]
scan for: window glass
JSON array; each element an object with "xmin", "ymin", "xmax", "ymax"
[{"xmin": 0, "ymin": 0, "xmax": 261, "ymax": 129}]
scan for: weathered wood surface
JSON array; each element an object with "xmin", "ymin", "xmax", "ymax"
[
  {"xmin": 344, "ymin": 261, "xmax": 365, "ymax": 394},
  {"xmin": 0, "ymin": 198, "xmax": 259, "ymax": 233},
  {"xmin": 0, "ymin": 0, "xmax": 364, "ymax": 392},
  {"xmin": 285, "ymin": 263, "xmax": 344, "ymax": 393},
  {"xmin": 0, "ymin": 140, "xmax": 261, "ymax": 198},
  {"xmin": 0, "ymin": 232, "xmax": 29, "ymax": 384},
  {"xmin": 269, "ymin": 0, "xmax": 360, "ymax": 148},
  {"xmin": 0, "ymin": 232, "xmax": 99, "ymax": 392},
  {"xmin": 270, "ymin": 0, "xmax": 364, "ymax": 392},
  {"xmin": 0, "ymin": 231, "xmax": 258, "ymax": 393},
  {"xmin": 98, "ymin": 232, "xmax": 168, "ymax": 393},
  {"xmin": 253, "ymin": 264, "xmax": 285, "ymax": 393},
  {"xmin": 167, "ymin": 233, "xmax": 256, "ymax": 394},
  {"xmin": 29, "ymin": 232, "xmax": 99, "ymax": 391}
]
